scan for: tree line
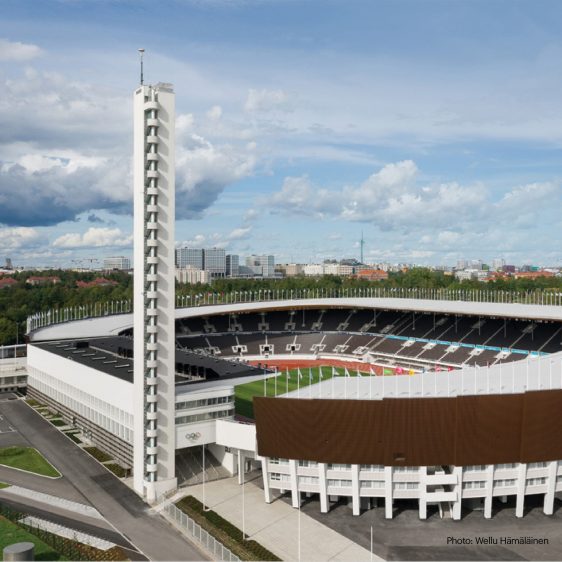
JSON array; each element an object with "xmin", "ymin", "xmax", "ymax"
[{"xmin": 1, "ymin": 268, "xmax": 561, "ymax": 346}]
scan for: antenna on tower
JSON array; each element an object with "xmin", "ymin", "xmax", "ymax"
[{"xmin": 138, "ymin": 48, "xmax": 145, "ymax": 85}]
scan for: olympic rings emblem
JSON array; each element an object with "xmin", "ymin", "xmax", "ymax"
[{"xmin": 186, "ymin": 432, "xmax": 201, "ymax": 440}]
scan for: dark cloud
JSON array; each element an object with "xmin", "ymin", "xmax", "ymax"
[{"xmin": 0, "ymin": 162, "xmax": 131, "ymax": 227}]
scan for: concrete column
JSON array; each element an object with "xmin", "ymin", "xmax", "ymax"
[
  {"xmin": 351, "ymin": 464, "xmax": 360, "ymax": 516},
  {"xmin": 384, "ymin": 466, "xmax": 393, "ymax": 519},
  {"xmin": 318, "ymin": 463, "xmax": 329, "ymax": 513},
  {"xmin": 451, "ymin": 466, "xmax": 463, "ymax": 521},
  {"xmin": 543, "ymin": 461, "xmax": 558, "ymax": 515},
  {"xmin": 484, "ymin": 464, "xmax": 494, "ymax": 519},
  {"xmin": 260, "ymin": 457, "xmax": 272, "ymax": 504},
  {"xmin": 418, "ymin": 466, "xmax": 427, "ymax": 520},
  {"xmin": 289, "ymin": 459, "xmax": 300, "ymax": 508},
  {"xmin": 515, "ymin": 463, "xmax": 527, "ymax": 518}
]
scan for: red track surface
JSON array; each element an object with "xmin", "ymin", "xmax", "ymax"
[{"xmin": 248, "ymin": 358, "xmax": 385, "ymax": 374}]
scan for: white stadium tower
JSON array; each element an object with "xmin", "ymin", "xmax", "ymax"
[{"xmin": 133, "ymin": 76, "xmax": 177, "ymax": 500}]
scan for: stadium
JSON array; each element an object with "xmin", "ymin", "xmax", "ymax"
[{"xmin": 24, "ymin": 294, "xmax": 562, "ymax": 521}]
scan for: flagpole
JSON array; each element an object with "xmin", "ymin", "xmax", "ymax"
[
  {"xmin": 202, "ymin": 444, "xmax": 206, "ymax": 511},
  {"xmin": 370, "ymin": 525, "xmax": 373, "ymax": 562},
  {"xmin": 242, "ymin": 457, "xmax": 246, "ymax": 540},
  {"xmin": 286, "ymin": 368, "xmax": 289, "ymax": 395},
  {"xmin": 319, "ymin": 366, "xmax": 322, "ymax": 399},
  {"xmin": 298, "ymin": 498, "xmax": 301, "ymax": 562}
]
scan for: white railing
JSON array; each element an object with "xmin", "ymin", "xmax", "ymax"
[
  {"xmin": 26, "ymin": 287, "xmax": 562, "ymax": 334},
  {"xmin": 0, "ymin": 344, "xmax": 27, "ymax": 359},
  {"xmin": 164, "ymin": 503, "xmax": 240, "ymax": 562}
]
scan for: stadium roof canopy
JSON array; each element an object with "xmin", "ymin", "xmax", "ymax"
[{"xmin": 29, "ymin": 298, "xmax": 562, "ymax": 342}]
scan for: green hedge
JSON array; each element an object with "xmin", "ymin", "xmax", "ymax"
[
  {"xmin": 176, "ymin": 495, "xmax": 280, "ymax": 561},
  {"xmin": 83, "ymin": 447, "xmax": 112, "ymax": 463},
  {"xmin": 105, "ymin": 463, "xmax": 128, "ymax": 477},
  {"xmin": 63, "ymin": 432, "xmax": 81, "ymax": 444},
  {"xmin": 49, "ymin": 418, "xmax": 66, "ymax": 427}
]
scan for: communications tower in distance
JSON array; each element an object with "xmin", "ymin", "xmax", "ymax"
[{"xmin": 360, "ymin": 231, "xmax": 365, "ymax": 264}]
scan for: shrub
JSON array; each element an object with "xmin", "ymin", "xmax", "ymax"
[
  {"xmin": 83, "ymin": 447, "xmax": 112, "ymax": 463},
  {"xmin": 176, "ymin": 495, "xmax": 280, "ymax": 561},
  {"xmin": 64, "ymin": 432, "xmax": 81, "ymax": 444},
  {"xmin": 105, "ymin": 463, "xmax": 127, "ymax": 477}
]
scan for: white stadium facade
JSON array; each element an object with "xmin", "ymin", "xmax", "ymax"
[{"xmin": 21, "ymin": 295, "xmax": 562, "ymax": 521}]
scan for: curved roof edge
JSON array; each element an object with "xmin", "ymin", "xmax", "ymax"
[{"xmin": 29, "ymin": 297, "xmax": 562, "ymax": 342}]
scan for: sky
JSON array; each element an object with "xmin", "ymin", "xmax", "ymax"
[{"xmin": 1, "ymin": 0, "xmax": 562, "ymax": 268}]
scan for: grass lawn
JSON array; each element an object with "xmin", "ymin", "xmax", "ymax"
[
  {"xmin": 0, "ymin": 482, "xmax": 9, "ymax": 489},
  {"xmin": 0, "ymin": 516, "xmax": 64, "ymax": 561},
  {"xmin": 235, "ymin": 366, "xmax": 366, "ymax": 419},
  {"xmin": 0, "ymin": 447, "xmax": 61, "ymax": 478},
  {"xmin": 49, "ymin": 419, "xmax": 66, "ymax": 427}
]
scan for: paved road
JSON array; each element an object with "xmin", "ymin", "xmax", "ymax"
[{"xmin": 0, "ymin": 400, "xmax": 209, "ymax": 561}]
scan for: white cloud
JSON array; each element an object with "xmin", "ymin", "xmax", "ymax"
[
  {"xmin": 226, "ymin": 226, "xmax": 252, "ymax": 241},
  {"xmin": 53, "ymin": 227, "xmax": 132, "ymax": 248},
  {"xmin": 0, "ymin": 39, "xmax": 42, "ymax": 62},
  {"xmin": 264, "ymin": 161, "xmax": 562, "ymax": 238},
  {"xmin": 245, "ymin": 88, "xmax": 292, "ymax": 113},
  {"xmin": 175, "ymin": 131, "xmax": 257, "ymax": 219},
  {"xmin": 0, "ymin": 227, "xmax": 42, "ymax": 251},
  {"xmin": 206, "ymin": 105, "xmax": 223, "ymax": 120}
]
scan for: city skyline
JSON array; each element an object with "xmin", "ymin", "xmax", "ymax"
[{"xmin": 2, "ymin": 1, "xmax": 562, "ymax": 267}]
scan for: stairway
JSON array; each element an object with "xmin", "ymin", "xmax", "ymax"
[{"xmin": 175, "ymin": 447, "xmax": 231, "ymax": 487}]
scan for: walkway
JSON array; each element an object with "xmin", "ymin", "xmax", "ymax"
[{"xmin": 182, "ymin": 475, "xmax": 379, "ymax": 561}]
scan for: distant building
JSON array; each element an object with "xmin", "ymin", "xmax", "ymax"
[
  {"xmin": 303, "ymin": 264, "xmax": 324, "ymax": 276},
  {"xmin": 245, "ymin": 255, "xmax": 275, "ymax": 277},
  {"xmin": 276, "ymin": 263, "xmax": 304, "ymax": 277},
  {"xmin": 355, "ymin": 269, "xmax": 389, "ymax": 281},
  {"xmin": 323, "ymin": 263, "xmax": 354, "ymax": 276},
  {"xmin": 204, "ymin": 248, "xmax": 227, "ymax": 277},
  {"xmin": 26, "ymin": 276, "xmax": 60, "ymax": 286},
  {"xmin": 514, "ymin": 271, "xmax": 555, "ymax": 280},
  {"xmin": 4, "ymin": 258, "xmax": 12, "ymax": 270},
  {"xmin": 103, "ymin": 256, "xmax": 131, "ymax": 270},
  {"xmin": 176, "ymin": 266, "xmax": 210, "ymax": 285},
  {"xmin": 492, "ymin": 258, "xmax": 505, "ymax": 271},
  {"xmin": 76, "ymin": 278, "xmax": 119, "ymax": 288},
  {"xmin": 0, "ymin": 277, "xmax": 17, "ymax": 289},
  {"xmin": 175, "ymin": 248, "xmax": 204, "ymax": 270},
  {"xmin": 456, "ymin": 259, "xmax": 468, "ymax": 270},
  {"xmin": 226, "ymin": 255, "xmax": 239, "ymax": 277},
  {"xmin": 454, "ymin": 269, "xmax": 489, "ymax": 281}
]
